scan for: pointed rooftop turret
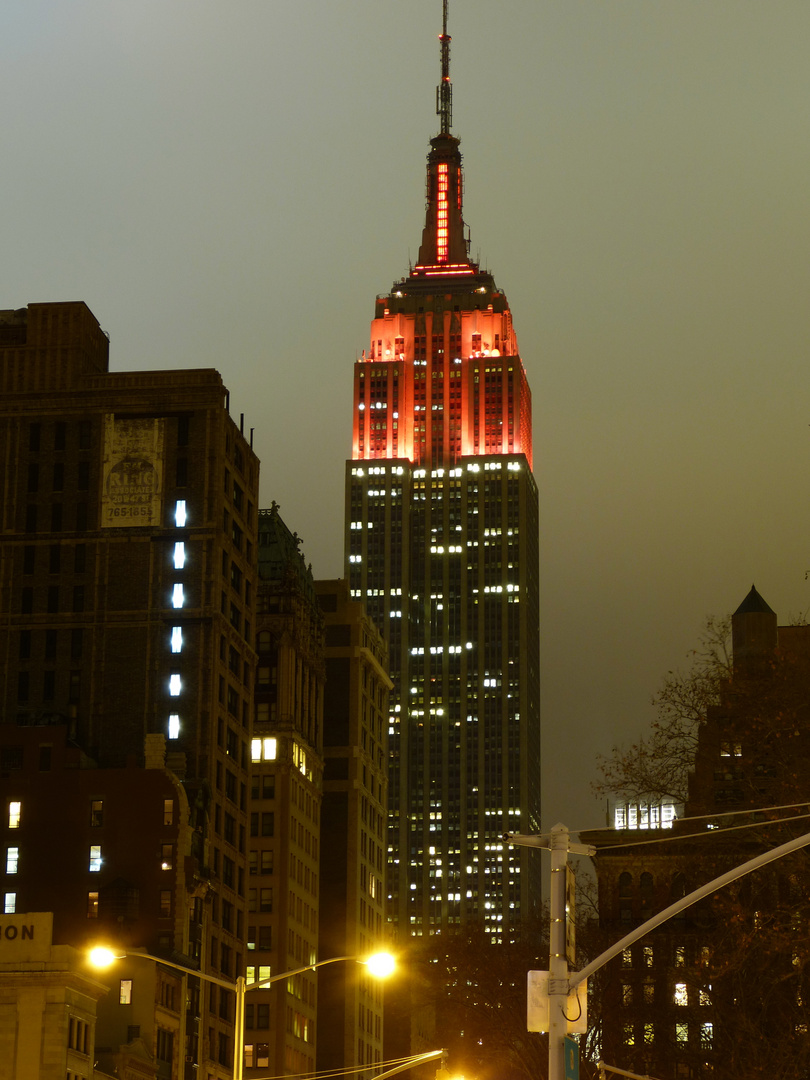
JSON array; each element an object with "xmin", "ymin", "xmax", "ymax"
[
  {"xmin": 732, "ymin": 584, "xmax": 777, "ymax": 669},
  {"xmin": 734, "ymin": 584, "xmax": 776, "ymax": 616}
]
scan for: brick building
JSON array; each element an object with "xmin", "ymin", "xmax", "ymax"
[
  {"xmin": 315, "ymin": 578, "xmax": 391, "ymax": 1077},
  {"xmin": 583, "ymin": 586, "xmax": 810, "ymax": 1080},
  {"xmin": 0, "ymin": 300, "xmax": 259, "ymax": 1077}
]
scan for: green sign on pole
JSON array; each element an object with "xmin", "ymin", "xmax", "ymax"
[{"xmin": 563, "ymin": 1036, "xmax": 579, "ymax": 1080}]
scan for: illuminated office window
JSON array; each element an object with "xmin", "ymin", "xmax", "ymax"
[
  {"xmin": 173, "ymin": 542, "xmax": 185, "ymax": 569},
  {"xmin": 3, "ymin": 893, "xmax": 15, "ymax": 914},
  {"xmin": 170, "ymin": 627, "xmax": 183, "ymax": 653},
  {"xmin": 8, "ymin": 802, "xmax": 20, "ymax": 829},
  {"xmin": 174, "ymin": 501, "xmax": 187, "ymax": 527},
  {"xmin": 89, "ymin": 845, "xmax": 102, "ymax": 872},
  {"xmin": 168, "ymin": 715, "xmax": 180, "ymax": 740},
  {"xmin": 5, "ymin": 848, "xmax": 19, "ymax": 874},
  {"xmin": 169, "ymin": 675, "xmax": 181, "ymax": 697},
  {"xmin": 251, "ymin": 737, "xmax": 277, "ymax": 763},
  {"xmin": 172, "ymin": 584, "xmax": 184, "ymax": 609}
]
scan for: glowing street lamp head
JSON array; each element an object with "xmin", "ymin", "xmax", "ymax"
[
  {"xmin": 88, "ymin": 946, "xmax": 120, "ymax": 969},
  {"xmin": 362, "ymin": 951, "xmax": 396, "ymax": 979}
]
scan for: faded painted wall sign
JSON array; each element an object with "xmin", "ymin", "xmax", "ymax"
[{"xmin": 101, "ymin": 415, "xmax": 164, "ymax": 527}]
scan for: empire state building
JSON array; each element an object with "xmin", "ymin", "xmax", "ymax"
[{"xmin": 345, "ymin": 5, "xmax": 540, "ymax": 941}]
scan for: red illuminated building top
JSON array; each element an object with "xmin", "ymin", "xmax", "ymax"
[{"xmin": 351, "ymin": 2, "xmax": 533, "ymax": 470}]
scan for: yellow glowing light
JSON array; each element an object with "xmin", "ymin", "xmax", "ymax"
[
  {"xmin": 88, "ymin": 946, "xmax": 119, "ymax": 969},
  {"xmin": 363, "ymin": 951, "xmax": 396, "ymax": 979}
]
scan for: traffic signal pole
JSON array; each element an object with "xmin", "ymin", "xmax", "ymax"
[
  {"xmin": 506, "ymin": 824, "xmax": 810, "ymax": 1080},
  {"xmin": 548, "ymin": 824, "xmax": 572, "ymax": 1080}
]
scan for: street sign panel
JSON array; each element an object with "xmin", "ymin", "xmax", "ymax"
[{"xmin": 564, "ymin": 1036, "xmax": 579, "ymax": 1080}]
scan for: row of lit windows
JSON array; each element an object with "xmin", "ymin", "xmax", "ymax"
[{"xmin": 623, "ymin": 1021, "xmax": 713, "ymax": 1049}]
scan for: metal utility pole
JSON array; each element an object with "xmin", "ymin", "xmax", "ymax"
[{"xmin": 506, "ymin": 824, "xmax": 810, "ymax": 1080}]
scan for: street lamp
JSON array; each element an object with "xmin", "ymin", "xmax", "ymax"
[
  {"xmin": 506, "ymin": 822, "xmax": 810, "ymax": 1080},
  {"xmin": 89, "ymin": 946, "xmax": 396, "ymax": 1080}
]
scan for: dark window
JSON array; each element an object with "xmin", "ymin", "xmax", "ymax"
[
  {"xmin": 26, "ymin": 463, "xmax": 39, "ymax": 493},
  {"xmin": 23, "ymin": 547, "xmax": 34, "ymax": 574},
  {"xmin": 224, "ymin": 813, "xmax": 235, "ymax": 847},
  {"xmin": 72, "ymin": 586, "xmax": 85, "ymax": 613},
  {"xmin": 257, "ymin": 925, "xmax": 271, "ymax": 950},
  {"xmin": 51, "ymin": 504, "xmax": 62, "ymax": 532},
  {"xmin": 52, "ymin": 463, "xmax": 64, "ymax": 491},
  {"xmin": 74, "ymin": 545, "xmax": 86, "ymax": 574},
  {"xmin": 76, "ymin": 503, "xmax": 87, "ymax": 531},
  {"xmin": 49, "ymin": 545, "xmax": 61, "ymax": 574},
  {"xmin": 78, "ymin": 421, "xmax": 91, "ymax": 449},
  {"xmin": 177, "ymin": 415, "xmax": 190, "ymax": 447},
  {"xmin": 29, "ymin": 424, "xmax": 40, "ymax": 451},
  {"xmin": 45, "ymin": 629, "xmax": 57, "ymax": 660},
  {"xmin": 77, "ymin": 461, "xmax": 90, "ymax": 490},
  {"xmin": 18, "ymin": 631, "xmax": 31, "ymax": 660},
  {"xmin": 176, "ymin": 457, "xmax": 188, "ymax": 487},
  {"xmin": 70, "ymin": 629, "xmax": 83, "ymax": 660},
  {"xmin": 225, "ymin": 770, "xmax": 236, "ymax": 802},
  {"xmin": 47, "ymin": 586, "xmax": 59, "ymax": 614},
  {"xmin": 54, "ymin": 422, "xmax": 66, "ymax": 451},
  {"xmin": 156, "ymin": 1029, "xmax": 174, "ymax": 1063},
  {"xmin": 43, "ymin": 671, "xmax": 55, "ymax": 700},
  {"xmin": 21, "ymin": 588, "xmax": 33, "ymax": 614},
  {"xmin": 227, "ymin": 687, "xmax": 239, "ymax": 718},
  {"xmin": 25, "ymin": 505, "xmax": 37, "ymax": 532},
  {"xmin": 17, "ymin": 672, "xmax": 29, "ymax": 703}
]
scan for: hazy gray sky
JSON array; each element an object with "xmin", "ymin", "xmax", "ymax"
[{"xmin": 5, "ymin": 1, "xmax": 810, "ymax": 838}]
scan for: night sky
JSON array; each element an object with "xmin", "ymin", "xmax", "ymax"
[{"xmin": 5, "ymin": 1, "xmax": 810, "ymax": 844}]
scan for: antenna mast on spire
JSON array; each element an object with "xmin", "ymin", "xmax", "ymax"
[{"xmin": 436, "ymin": 0, "xmax": 452, "ymax": 135}]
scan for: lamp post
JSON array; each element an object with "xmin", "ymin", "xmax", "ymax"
[
  {"xmin": 506, "ymin": 823, "xmax": 810, "ymax": 1080},
  {"xmin": 89, "ymin": 947, "xmax": 395, "ymax": 1080}
]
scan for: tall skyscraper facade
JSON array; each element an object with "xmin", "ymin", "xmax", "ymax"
[
  {"xmin": 345, "ymin": 8, "xmax": 540, "ymax": 940},
  {"xmin": 0, "ymin": 300, "xmax": 259, "ymax": 1076}
]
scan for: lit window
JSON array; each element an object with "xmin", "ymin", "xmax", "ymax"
[
  {"xmin": 4, "ymin": 892, "xmax": 15, "ymax": 913},
  {"xmin": 163, "ymin": 799, "xmax": 174, "ymax": 825},
  {"xmin": 119, "ymin": 979, "xmax": 132, "ymax": 1004},
  {"xmin": 674, "ymin": 983, "xmax": 688, "ymax": 1006},
  {"xmin": 87, "ymin": 891, "xmax": 99, "ymax": 918},
  {"xmin": 6, "ymin": 847, "xmax": 19, "ymax": 874},
  {"xmin": 168, "ymin": 715, "xmax": 180, "ymax": 740},
  {"xmin": 170, "ymin": 627, "xmax": 183, "ymax": 653},
  {"xmin": 174, "ymin": 501, "xmax": 187, "ymax": 527},
  {"xmin": 675, "ymin": 1022, "xmax": 688, "ymax": 1044},
  {"xmin": 173, "ymin": 542, "xmax": 185, "ymax": 569},
  {"xmin": 169, "ymin": 674, "xmax": 181, "ymax": 697},
  {"xmin": 89, "ymin": 845, "xmax": 102, "ymax": 872},
  {"xmin": 250, "ymin": 737, "xmax": 277, "ymax": 763},
  {"xmin": 161, "ymin": 845, "xmax": 173, "ymax": 870},
  {"xmin": 8, "ymin": 802, "xmax": 21, "ymax": 829},
  {"xmin": 172, "ymin": 584, "xmax": 184, "ymax": 609}
]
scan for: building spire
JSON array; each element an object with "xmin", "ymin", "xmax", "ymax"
[
  {"xmin": 413, "ymin": 0, "xmax": 472, "ymax": 274},
  {"xmin": 437, "ymin": 0, "xmax": 452, "ymax": 135}
]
